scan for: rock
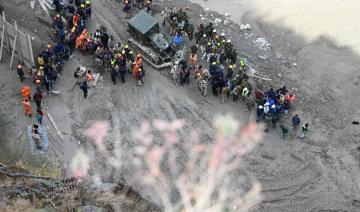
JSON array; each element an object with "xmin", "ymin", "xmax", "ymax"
[
  {"xmin": 240, "ymin": 23, "xmax": 252, "ymax": 31},
  {"xmin": 253, "ymin": 37, "xmax": 271, "ymax": 50},
  {"xmin": 258, "ymin": 55, "xmax": 268, "ymax": 60},
  {"xmin": 245, "ymin": 23, "xmax": 252, "ymax": 30},
  {"xmin": 214, "ymin": 18, "xmax": 222, "ymax": 24}
]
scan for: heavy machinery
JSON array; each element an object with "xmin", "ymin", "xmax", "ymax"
[{"xmin": 127, "ymin": 10, "xmax": 175, "ymax": 69}]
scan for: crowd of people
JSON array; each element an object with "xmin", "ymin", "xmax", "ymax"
[
  {"xmin": 159, "ymin": 7, "xmax": 309, "ymax": 139},
  {"xmin": 15, "ymin": 0, "xmax": 309, "ymax": 140},
  {"xmin": 120, "ymin": 0, "xmax": 153, "ymax": 15}
]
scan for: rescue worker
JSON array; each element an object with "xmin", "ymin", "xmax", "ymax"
[
  {"xmin": 21, "ymin": 99, "xmax": 33, "ymax": 117},
  {"xmin": 33, "ymin": 91, "xmax": 43, "ymax": 110},
  {"xmin": 135, "ymin": 68, "xmax": 143, "ymax": 86},
  {"xmin": 101, "ymin": 31, "xmax": 109, "ymax": 48},
  {"xmin": 221, "ymin": 86, "xmax": 229, "ymax": 104},
  {"xmin": 145, "ymin": 0, "xmax": 152, "ymax": 14},
  {"xmin": 85, "ymin": 1, "xmax": 92, "ymax": 19},
  {"xmin": 280, "ymin": 124, "xmax": 289, "ymax": 139},
  {"xmin": 17, "ymin": 64, "xmax": 25, "ymax": 82},
  {"xmin": 21, "ymin": 85, "xmax": 31, "ymax": 101},
  {"xmin": 86, "ymin": 70, "xmax": 95, "ymax": 86},
  {"xmin": 36, "ymin": 109, "xmax": 44, "ymax": 125},
  {"xmin": 242, "ymin": 87, "xmax": 250, "ymax": 99},
  {"xmin": 32, "ymin": 129, "xmax": 42, "ymax": 150},
  {"xmin": 123, "ymin": 1, "xmax": 131, "ymax": 15},
  {"xmin": 239, "ymin": 60, "xmax": 246, "ymax": 72},
  {"xmin": 190, "ymin": 53, "xmax": 197, "ymax": 68},
  {"xmin": 80, "ymin": 81, "xmax": 88, "ymax": 98},
  {"xmin": 199, "ymin": 78, "xmax": 208, "ymax": 97},
  {"xmin": 133, "ymin": 53, "xmax": 142, "ymax": 75},
  {"xmin": 111, "ymin": 65, "xmax": 119, "ymax": 85},
  {"xmin": 299, "ymin": 123, "xmax": 309, "ymax": 139},
  {"xmin": 231, "ymin": 85, "xmax": 241, "ymax": 102},
  {"xmin": 186, "ymin": 23, "xmax": 194, "ymax": 40},
  {"xmin": 256, "ymin": 105, "xmax": 264, "ymax": 122},
  {"xmin": 226, "ymin": 64, "xmax": 234, "ymax": 81},
  {"xmin": 292, "ymin": 114, "xmax": 301, "ymax": 130}
]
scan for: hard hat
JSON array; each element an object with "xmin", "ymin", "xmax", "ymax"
[
  {"xmin": 265, "ymin": 102, "xmax": 270, "ymax": 106},
  {"xmin": 211, "ymin": 53, "xmax": 215, "ymax": 56},
  {"xmin": 258, "ymin": 105, "xmax": 263, "ymax": 109},
  {"xmin": 240, "ymin": 60, "xmax": 245, "ymax": 65},
  {"xmin": 80, "ymin": 4, "xmax": 85, "ymax": 8},
  {"xmin": 56, "ymin": 14, "xmax": 60, "ymax": 18},
  {"xmin": 229, "ymin": 65, "xmax": 233, "ymax": 69},
  {"xmin": 17, "ymin": 64, "xmax": 22, "ymax": 69},
  {"xmin": 221, "ymin": 32, "xmax": 225, "ymax": 36},
  {"xmin": 271, "ymin": 105, "xmax": 276, "ymax": 109},
  {"xmin": 86, "ymin": 1, "xmax": 90, "ymax": 4},
  {"xmin": 47, "ymin": 44, "xmax": 52, "ymax": 48},
  {"xmin": 207, "ymin": 42, "xmax": 211, "ymax": 46},
  {"xmin": 129, "ymin": 51, "xmax": 133, "ymax": 54},
  {"xmin": 203, "ymin": 34, "xmax": 206, "ymax": 37},
  {"xmin": 122, "ymin": 50, "xmax": 126, "ymax": 54},
  {"xmin": 217, "ymin": 43, "xmax": 221, "ymax": 46},
  {"xmin": 227, "ymin": 39, "xmax": 231, "ymax": 43},
  {"xmin": 125, "ymin": 44, "xmax": 129, "ymax": 48},
  {"xmin": 212, "ymin": 62, "xmax": 216, "ymax": 65},
  {"xmin": 213, "ymin": 29, "xmax": 216, "ymax": 33}
]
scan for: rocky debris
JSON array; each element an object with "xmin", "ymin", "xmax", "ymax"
[
  {"xmin": 253, "ymin": 37, "xmax": 271, "ymax": 51},
  {"xmin": 258, "ymin": 55, "xmax": 269, "ymax": 60},
  {"xmin": 214, "ymin": 18, "xmax": 222, "ymax": 24},
  {"xmin": 240, "ymin": 23, "xmax": 252, "ymax": 31}
]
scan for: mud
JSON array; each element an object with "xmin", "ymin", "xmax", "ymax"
[{"xmin": 0, "ymin": 0, "xmax": 359, "ymax": 210}]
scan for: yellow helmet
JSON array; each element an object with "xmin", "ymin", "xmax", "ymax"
[
  {"xmin": 86, "ymin": 1, "xmax": 90, "ymax": 4},
  {"xmin": 80, "ymin": 4, "xmax": 85, "ymax": 8},
  {"xmin": 229, "ymin": 65, "xmax": 234, "ymax": 69},
  {"xmin": 212, "ymin": 62, "xmax": 216, "ymax": 65},
  {"xmin": 125, "ymin": 44, "xmax": 129, "ymax": 48}
]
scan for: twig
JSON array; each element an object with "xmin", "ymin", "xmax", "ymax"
[
  {"xmin": 0, "ymin": 168, "xmax": 53, "ymax": 180},
  {"xmin": 46, "ymin": 112, "xmax": 64, "ymax": 141}
]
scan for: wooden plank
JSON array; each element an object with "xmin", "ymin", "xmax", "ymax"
[
  {"xmin": 9, "ymin": 21, "xmax": 17, "ymax": 70},
  {"xmin": 46, "ymin": 112, "xmax": 64, "ymax": 141},
  {"xmin": 27, "ymin": 33, "xmax": 35, "ymax": 66},
  {"xmin": 0, "ymin": 12, "xmax": 5, "ymax": 61}
]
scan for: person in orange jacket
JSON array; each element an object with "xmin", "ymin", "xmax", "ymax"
[
  {"xmin": 190, "ymin": 53, "xmax": 197, "ymax": 67},
  {"xmin": 21, "ymin": 85, "xmax": 31, "ymax": 101},
  {"xmin": 21, "ymin": 99, "xmax": 33, "ymax": 117}
]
